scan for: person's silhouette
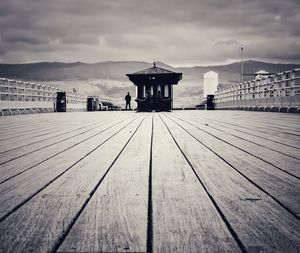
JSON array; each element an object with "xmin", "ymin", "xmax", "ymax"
[
  {"xmin": 125, "ymin": 92, "xmax": 131, "ymax": 110},
  {"xmin": 156, "ymin": 90, "xmax": 162, "ymax": 101},
  {"xmin": 145, "ymin": 90, "xmax": 151, "ymax": 102}
]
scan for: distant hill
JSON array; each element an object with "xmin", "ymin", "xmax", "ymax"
[
  {"xmin": 0, "ymin": 60, "xmax": 299, "ymax": 98},
  {"xmin": 204, "ymin": 60, "xmax": 300, "ymax": 75},
  {"xmin": 0, "ymin": 61, "xmax": 152, "ymax": 81}
]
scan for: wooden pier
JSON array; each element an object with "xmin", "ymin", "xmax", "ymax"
[{"xmin": 0, "ymin": 111, "xmax": 299, "ymax": 253}]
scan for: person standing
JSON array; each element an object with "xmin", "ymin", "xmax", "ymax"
[{"xmin": 125, "ymin": 92, "xmax": 131, "ymax": 110}]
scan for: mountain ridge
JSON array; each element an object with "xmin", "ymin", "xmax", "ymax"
[
  {"xmin": 0, "ymin": 60, "xmax": 299, "ymax": 98},
  {"xmin": 1, "ymin": 60, "xmax": 299, "ymax": 81}
]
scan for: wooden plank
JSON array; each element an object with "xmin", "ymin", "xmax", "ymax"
[
  {"xmin": 189, "ymin": 117, "xmax": 300, "ymax": 159},
  {"xmin": 161, "ymin": 113, "xmax": 300, "ymax": 252},
  {"xmin": 0, "ymin": 119, "xmax": 101, "ymax": 152},
  {"xmin": 224, "ymin": 111, "xmax": 300, "ymax": 127},
  {"xmin": 0, "ymin": 118, "xmax": 123, "ymax": 183},
  {"xmin": 151, "ymin": 114, "xmax": 241, "ymax": 253},
  {"xmin": 0, "ymin": 112, "xmax": 111, "ymax": 141},
  {"xmin": 58, "ymin": 115, "xmax": 152, "ymax": 253},
  {"xmin": 0, "ymin": 113, "xmax": 79, "ymax": 135},
  {"xmin": 164, "ymin": 113, "xmax": 300, "ymax": 217},
  {"xmin": 0, "ymin": 116, "xmax": 140, "ymax": 219},
  {"xmin": 240, "ymin": 115, "xmax": 300, "ymax": 132},
  {"xmin": 176, "ymin": 111, "xmax": 300, "ymax": 138},
  {"xmin": 0, "ymin": 114, "xmax": 107, "ymax": 153},
  {"xmin": 0, "ymin": 115, "xmax": 126, "ymax": 164},
  {"xmin": 200, "ymin": 116, "xmax": 300, "ymax": 148},
  {"xmin": 218, "ymin": 110, "xmax": 300, "ymax": 126},
  {"xmin": 198, "ymin": 111, "xmax": 300, "ymax": 136},
  {"xmin": 0, "ymin": 115, "xmax": 144, "ymax": 253},
  {"xmin": 0, "ymin": 124, "xmax": 61, "ymax": 142},
  {"xmin": 170, "ymin": 113, "xmax": 300, "ymax": 178},
  {"xmin": 0, "ymin": 112, "xmax": 113, "ymax": 143}
]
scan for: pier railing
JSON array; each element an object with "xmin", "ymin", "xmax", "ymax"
[
  {"xmin": 214, "ymin": 68, "xmax": 300, "ymax": 112},
  {"xmin": 0, "ymin": 78, "xmax": 120, "ymax": 115}
]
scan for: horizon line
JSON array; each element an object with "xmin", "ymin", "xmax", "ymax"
[{"xmin": 1, "ymin": 58, "xmax": 300, "ymax": 68}]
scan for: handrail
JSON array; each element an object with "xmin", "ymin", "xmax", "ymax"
[
  {"xmin": 215, "ymin": 68, "xmax": 300, "ymax": 103},
  {"xmin": 0, "ymin": 77, "xmax": 118, "ymax": 105}
]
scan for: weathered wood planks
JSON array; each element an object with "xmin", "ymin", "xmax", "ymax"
[
  {"xmin": 170, "ymin": 112, "xmax": 300, "ymax": 178},
  {"xmin": 0, "ymin": 110, "xmax": 299, "ymax": 253},
  {"xmin": 58, "ymin": 115, "xmax": 152, "ymax": 253},
  {"xmin": 161, "ymin": 114, "xmax": 300, "ymax": 252},
  {"xmin": 0, "ymin": 114, "xmax": 144, "ymax": 252},
  {"xmin": 151, "ymin": 114, "xmax": 241, "ymax": 253},
  {"xmin": 0, "ymin": 117, "xmax": 140, "ymax": 220}
]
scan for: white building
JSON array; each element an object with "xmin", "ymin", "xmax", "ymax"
[
  {"xmin": 255, "ymin": 70, "xmax": 269, "ymax": 80},
  {"xmin": 203, "ymin": 71, "xmax": 218, "ymax": 98}
]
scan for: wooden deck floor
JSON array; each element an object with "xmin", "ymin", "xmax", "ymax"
[{"xmin": 0, "ymin": 111, "xmax": 299, "ymax": 253}]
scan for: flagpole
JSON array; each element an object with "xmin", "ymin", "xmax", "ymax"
[{"xmin": 241, "ymin": 44, "xmax": 244, "ymax": 83}]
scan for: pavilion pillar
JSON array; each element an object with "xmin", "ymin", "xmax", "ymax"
[
  {"xmin": 164, "ymin": 84, "xmax": 169, "ymax": 98},
  {"xmin": 135, "ymin": 86, "xmax": 138, "ymax": 99},
  {"xmin": 171, "ymin": 85, "xmax": 173, "ymax": 108}
]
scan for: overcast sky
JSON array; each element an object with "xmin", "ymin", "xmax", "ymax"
[{"xmin": 0, "ymin": 0, "xmax": 299, "ymax": 66}]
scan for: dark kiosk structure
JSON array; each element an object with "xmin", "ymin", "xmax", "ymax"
[
  {"xmin": 126, "ymin": 63, "xmax": 182, "ymax": 111},
  {"xmin": 87, "ymin": 96, "xmax": 100, "ymax": 111},
  {"xmin": 56, "ymin": 92, "xmax": 66, "ymax": 112},
  {"xmin": 206, "ymin": 95, "xmax": 215, "ymax": 110}
]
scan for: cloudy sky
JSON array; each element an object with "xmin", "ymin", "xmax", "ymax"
[{"xmin": 0, "ymin": 0, "xmax": 299, "ymax": 66}]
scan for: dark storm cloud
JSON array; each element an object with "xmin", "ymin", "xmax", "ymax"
[
  {"xmin": 3, "ymin": 35, "xmax": 45, "ymax": 45},
  {"xmin": 0, "ymin": 0, "xmax": 299, "ymax": 65}
]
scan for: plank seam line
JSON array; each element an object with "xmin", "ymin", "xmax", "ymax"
[
  {"xmin": 0, "ymin": 116, "xmax": 111, "ymax": 142},
  {"xmin": 159, "ymin": 114, "xmax": 248, "ymax": 253},
  {"xmin": 205, "ymin": 117, "xmax": 300, "ymax": 141},
  {"xmin": 214, "ymin": 114, "xmax": 300, "ymax": 131},
  {"xmin": 190, "ymin": 118, "xmax": 300, "ymax": 160},
  {"xmin": 165, "ymin": 114, "xmax": 300, "ymax": 220},
  {"xmin": 0, "ymin": 119, "xmax": 126, "ymax": 185},
  {"xmin": 201, "ymin": 117, "xmax": 300, "ymax": 150},
  {"xmin": 0, "ymin": 118, "xmax": 109, "ymax": 155},
  {"xmin": 0, "ymin": 122, "xmax": 64, "ymax": 139},
  {"xmin": 169, "ymin": 114, "xmax": 300, "ymax": 181},
  {"xmin": 0, "ymin": 116, "xmax": 141, "ymax": 223},
  {"xmin": 220, "ymin": 118, "xmax": 300, "ymax": 137},
  {"xmin": 50, "ymin": 116, "xmax": 146, "ymax": 253},
  {"xmin": 0, "ymin": 116, "xmax": 95, "ymax": 141},
  {"xmin": 146, "ymin": 114, "xmax": 154, "ymax": 253},
  {"xmin": 0, "ymin": 119, "xmax": 117, "ymax": 166},
  {"xmin": 0, "ymin": 126, "xmax": 62, "ymax": 142},
  {"xmin": 244, "ymin": 120, "xmax": 300, "ymax": 134}
]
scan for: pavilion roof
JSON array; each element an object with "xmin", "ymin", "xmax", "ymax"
[
  {"xmin": 133, "ymin": 67, "xmax": 174, "ymax": 75},
  {"xmin": 126, "ymin": 62, "xmax": 182, "ymax": 85},
  {"xmin": 129, "ymin": 62, "xmax": 180, "ymax": 75}
]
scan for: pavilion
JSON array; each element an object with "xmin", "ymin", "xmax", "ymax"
[{"xmin": 126, "ymin": 63, "xmax": 182, "ymax": 111}]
